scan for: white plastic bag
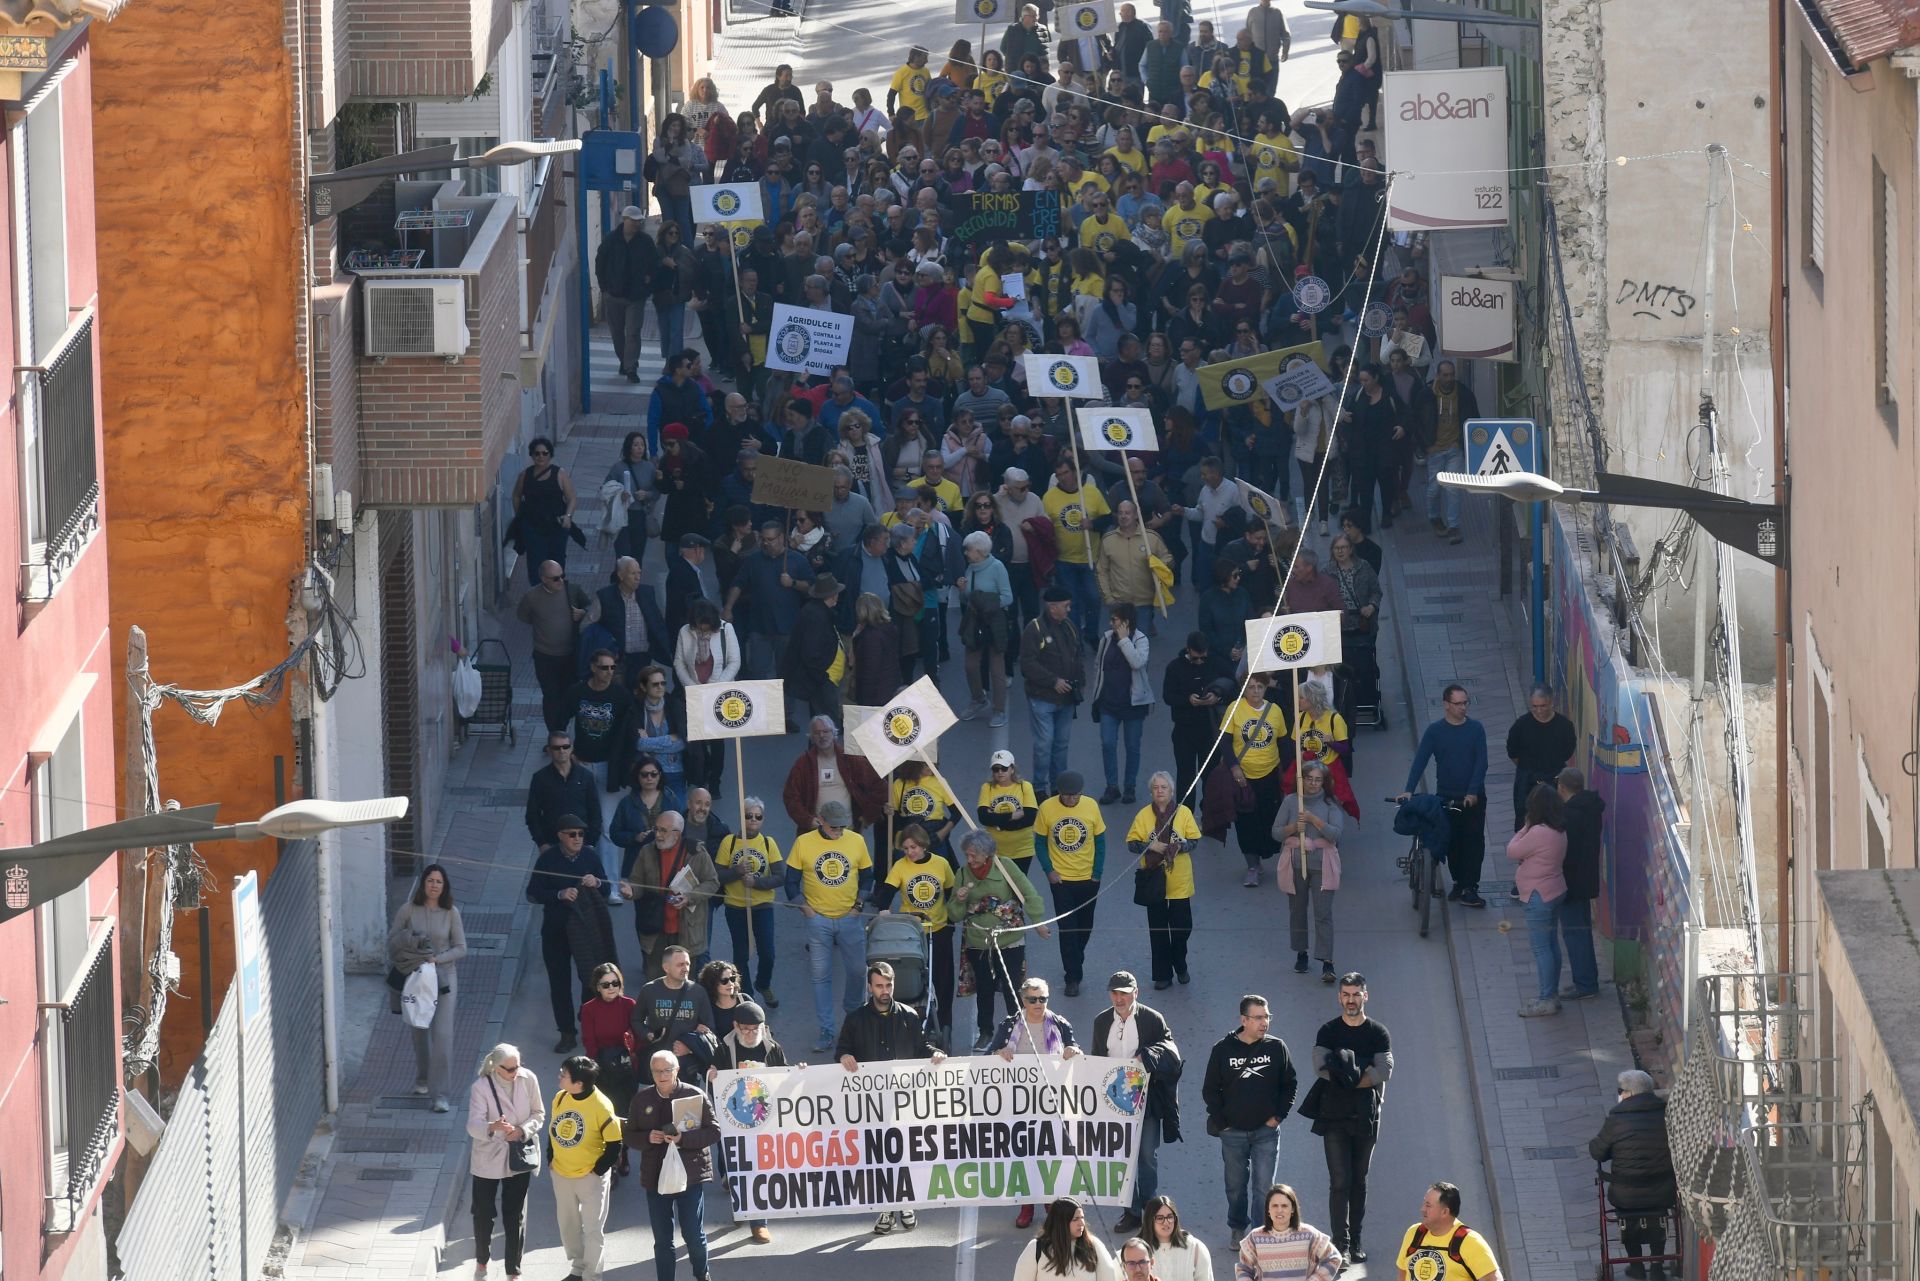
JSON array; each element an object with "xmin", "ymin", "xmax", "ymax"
[
  {"xmin": 402, "ymin": 961, "xmax": 439, "ymax": 1029},
  {"xmin": 656, "ymin": 1142, "xmax": 688, "ymax": 1194},
  {"xmin": 598, "ymin": 478, "xmax": 630, "ymax": 540},
  {"xmin": 452, "ymin": 657, "xmax": 482, "ymax": 719}
]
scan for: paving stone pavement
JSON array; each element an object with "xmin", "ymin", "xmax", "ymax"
[
  {"xmin": 1375, "ymin": 472, "xmax": 1637, "ymax": 1280},
  {"xmin": 278, "ymin": 371, "xmax": 651, "ymax": 1281}
]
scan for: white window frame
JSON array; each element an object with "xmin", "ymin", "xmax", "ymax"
[
  {"xmin": 1805, "ymin": 43, "xmax": 1825, "ymax": 271},
  {"xmin": 10, "ymin": 61, "xmax": 73, "ymax": 562},
  {"xmin": 29, "ymin": 708, "xmax": 88, "ymax": 1210},
  {"xmin": 1860, "ymin": 745, "xmax": 1891, "ymax": 870}
]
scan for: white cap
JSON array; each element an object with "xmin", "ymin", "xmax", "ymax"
[{"xmin": 990, "ymin": 749, "xmax": 1017, "ymax": 768}]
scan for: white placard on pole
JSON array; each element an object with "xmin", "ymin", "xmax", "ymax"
[
  {"xmin": 766, "ymin": 304, "xmax": 855, "ymax": 377},
  {"xmin": 1245, "ymin": 611, "xmax": 1344, "ymax": 672}
]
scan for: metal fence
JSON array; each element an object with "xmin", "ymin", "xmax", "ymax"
[{"xmin": 115, "ymin": 842, "xmax": 325, "ymax": 1281}]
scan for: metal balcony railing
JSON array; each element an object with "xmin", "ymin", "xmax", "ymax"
[
  {"xmin": 1670, "ymin": 973, "xmax": 1903, "ymax": 1280},
  {"xmin": 45, "ymin": 923, "xmax": 119, "ymax": 1231},
  {"xmin": 21, "ymin": 311, "xmax": 99, "ymax": 602},
  {"xmin": 523, "ymin": 154, "xmax": 563, "ymax": 336}
]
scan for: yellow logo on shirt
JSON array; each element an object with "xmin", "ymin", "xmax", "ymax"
[
  {"xmin": 552, "ymin": 1112, "xmax": 586, "ymax": 1148},
  {"xmin": 903, "ymin": 787, "xmax": 937, "ymax": 816},
  {"xmin": 1061, "ymin": 503, "xmax": 1086, "ymax": 530},
  {"xmin": 905, "ymin": 872, "xmax": 943, "ymax": 907},
  {"xmin": 1240, "ymin": 718, "xmax": 1276, "ymax": 750},
  {"xmin": 1053, "ymin": 817, "xmax": 1090, "ymax": 851},
  {"xmin": 815, "ymin": 851, "xmax": 852, "ymax": 886}
]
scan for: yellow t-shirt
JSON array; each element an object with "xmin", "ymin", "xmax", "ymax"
[
  {"xmin": 1105, "ymin": 145, "xmax": 1148, "ymax": 174},
  {"xmin": 891, "ymin": 775, "xmax": 957, "ymax": 828},
  {"xmin": 548, "ymin": 1088, "xmax": 623, "ymax": 1178},
  {"xmin": 1165, "ymin": 201, "xmax": 1214, "ymax": 259},
  {"xmin": 1065, "ymin": 169, "xmax": 1109, "ymax": 196},
  {"xmin": 1035, "ymin": 795, "xmax": 1105, "ymax": 881},
  {"xmin": 715, "ymin": 831, "xmax": 784, "ymax": 908},
  {"xmin": 885, "ymin": 852, "xmax": 956, "ymax": 932},
  {"xmin": 977, "ymin": 69, "xmax": 1009, "ymax": 107},
  {"xmin": 977, "ymin": 780, "xmax": 1039, "ymax": 865},
  {"xmin": 1222, "ymin": 696, "xmax": 1286, "ymax": 780},
  {"xmin": 1126, "ymin": 804, "xmax": 1200, "ymax": 899},
  {"xmin": 1293, "ymin": 709, "xmax": 1350, "ymax": 766},
  {"xmin": 1250, "ymin": 131, "xmax": 1301, "ymax": 190},
  {"xmin": 826, "ymin": 635, "xmax": 848, "ymax": 685},
  {"xmin": 965, "ymin": 265, "xmax": 1001, "ymax": 326},
  {"xmin": 1069, "ymin": 269, "xmax": 1107, "ymax": 303},
  {"xmin": 789, "ymin": 828, "xmax": 873, "ymax": 917},
  {"xmin": 1043, "ymin": 482, "xmax": 1110, "ymax": 564},
  {"xmin": 1193, "ymin": 181, "xmax": 1230, "ymax": 210},
  {"xmin": 890, "ymin": 63, "xmax": 933, "ymax": 120},
  {"xmin": 909, "ymin": 476, "xmax": 964, "ymax": 513},
  {"xmin": 1395, "ymin": 1225, "xmax": 1501, "ymax": 1281},
  {"xmin": 1078, "ymin": 211, "xmax": 1132, "ymax": 254}
]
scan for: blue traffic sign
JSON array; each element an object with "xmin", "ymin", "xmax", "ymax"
[{"xmin": 1465, "ymin": 418, "xmax": 1539, "ymax": 477}]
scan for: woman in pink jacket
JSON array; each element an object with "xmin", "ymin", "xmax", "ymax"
[{"xmin": 1508, "ymin": 784, "xmax": 1569, "ymax": 1019}]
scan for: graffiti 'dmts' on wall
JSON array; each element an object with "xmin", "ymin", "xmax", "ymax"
[{"xmin": 1613, "ymin": 278, "xmax": 1698, "ymax": 322}]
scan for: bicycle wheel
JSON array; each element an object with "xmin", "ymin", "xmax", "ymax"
[
  {"xmin": 1417, "ymin": 848, "xmax": 1434, "ymax": 938},
  {"xmin": 1408, "ymin": 842, "xmax": 1427, "ymax": 914}
]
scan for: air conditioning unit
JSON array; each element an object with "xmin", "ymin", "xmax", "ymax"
[{"xmin": 363, "ymin": 279, "xmax": 470, "ymax": 358}]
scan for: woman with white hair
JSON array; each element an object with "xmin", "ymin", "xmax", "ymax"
[
  {"xmin": 466, "ymin": 1044, "xmax": 544, "ymax": 1280},
  {"xmin": 1591, "ymin": 1070, "xmax": 1676, "ymax": 1278},
  {"xmin": 960, "ymin": 529, "xmax": 1015, "ymax": 723}
]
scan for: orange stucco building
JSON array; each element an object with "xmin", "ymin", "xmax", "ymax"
[{"xmin": 89, "ymin": 0, "xmax": 309, "ymax": 1076}]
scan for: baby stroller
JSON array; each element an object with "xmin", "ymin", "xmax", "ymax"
[
  {"xmin": 866, "ymin": 912, "xmax": 938, "ymax": 1042},
  {"xmin": 1340, "ymin": 633, "xmax": 1386, "ymax": 730}
]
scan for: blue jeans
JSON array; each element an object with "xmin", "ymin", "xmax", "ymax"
[
  {"xmin": 1131, "ymin": 1118, "xmax": 1162, "ymax": 1213},
  {"xmin": 1099, "ymin": 712, "xmax": 1145, "ymax": 792},
  {"xmin": 645, "ymin": 1184, "xmax": 708, "ymax": 1281},
  {"xmin": 807, "ymin": 911, "xmax": 867, "ymax": 1043},
  {"xmin": 726, "ymin": 903, "xmax": 776, "ymax": 996},
  {"xmin": 658, "ymin": 300, "xmax": 686, "ymax": 362},
  {"xmin": 1560, "ymin": 895, "xmax": 1600, "ymax": 995},
  {"xmin": 1219, "ymin": 1124, "xmax": 1280, "ymax": 1236},
  {"xmin": 658, "ymin": 192, "xmax": 695, "ymax": 244},
  {"xmin": 1525, "ymin": 891, "xmax": 1565, "ymax": 1001},
  {"xmin": 1426, "ymin": 446, "xmax": 1464, "ymax": 527},
  {"xmin": 1055, "ymin": 561, "xmax": 1100, "ymax": 638},
  {"xmin": 1030, "ymin": 700, "xmax": 1075, "ymax": 793}
]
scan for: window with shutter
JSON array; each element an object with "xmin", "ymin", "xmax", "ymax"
[{"xmin": 1805, "ymin": 46, "xmax": 1825, "ymax": 270}]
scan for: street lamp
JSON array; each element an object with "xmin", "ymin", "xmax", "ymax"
[
  {"xmin": 308, "ymin": 138, "xmax": 583, "ymax": 224},
  {"xmin": 1, "ymin": 796, "xmax": 409, "ymax": 922},
  {"xmin": 1435, "ymin": 470, "xmax": 1787, "ymax": 565}
]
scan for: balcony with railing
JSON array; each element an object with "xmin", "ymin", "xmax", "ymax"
[
  {"xmin": 43, "ymin": 922, "xmax": 119, "ymax": 1234},
  {"xmin": 19, "ymin": 310, "xmax": 100, "ymax": 606}
]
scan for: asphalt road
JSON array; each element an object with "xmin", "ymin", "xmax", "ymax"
[{"xmin": 472, "ymin": 534, "xmax": 1494, "ymax": 1280}]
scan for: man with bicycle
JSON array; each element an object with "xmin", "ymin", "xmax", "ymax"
[{"xmin": 1394, "ymin": 684, "xmax": 1489, "ymax": 908}]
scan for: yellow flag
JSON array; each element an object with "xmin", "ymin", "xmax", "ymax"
[{"xmin": 1197, "ymin": 342, "xmax": 1326, "ymax": 410}]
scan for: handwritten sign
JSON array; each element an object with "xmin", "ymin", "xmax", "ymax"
[
  {"xmin": 752, "ymin": 455, "xmax": 837, "ymax": 511},
  {"xmin": 953, "ymin": 191, "xmax": 1062, "ymax": 250}
]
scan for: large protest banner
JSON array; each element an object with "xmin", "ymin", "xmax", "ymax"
[
  {"xmin": 711, "ymin": 1055, "xmax": 1148, "ymax": 1218},
  {"xmin": 952, "ymin": 190, "xmax": 1066, "ymax": 250}
]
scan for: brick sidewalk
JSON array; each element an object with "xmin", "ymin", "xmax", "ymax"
[
  {"xmin": 1374, "ymin": 475, "xmax": 1634, "ymax": 1281},
  {"xmin": 277, "ymin": 413, "xmax": 640, "ymax": 1280}
]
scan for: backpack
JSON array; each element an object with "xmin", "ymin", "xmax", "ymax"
[{"xmin": 1401, "ymin": 1225, "xmax": 1480, "ymax": 1281}]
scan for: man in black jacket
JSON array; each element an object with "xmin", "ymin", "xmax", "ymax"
[
  {"xmin": 1092, "ymin": 972, "xmax": 1181, "ymax": 1233},
  {"xmin": 1019, "ymin": 587, "xmax": 1086, "ymax": 799},
  {"xmin": 1507, "ymin": 684, "xmax": 1578, "ymax": 830},
  {"xmin": 1201, "ymin": 995, "xmax": 1298, "ymax": 1249},
  {"xmin": 837, "ymin": 961, "xmax": 946, "ymax": 1235},
  {"xmin": 782, "ymin": 575, "xmax": 845, "ymax": 726},
  {"xmin": 664, "ymin": 533, "xmax": 711, "ymax": 638},
  {"xmin": 1558, "ymin": 767, "xmax": 1604, "ymax": 1000},
  {"xmin": 1309, "ymin": 973, "xmax": 1393, "ymax": 1262},
  {"xmin": 1590, "ymin": 1070, "xmax": 1676, "ymax": 1278},
  {"xmin": 595, "ymin": 207, "xmax": 658, "ymax": 381},
  {"xmin": 525, "ymin": 818, "xmax": 613, "ymax": 1052},
  {"xmin": 596, "ymin": 556, "xmax": 669, "ymax": 688},
  {"xmin": 558, "ymin": 649, "xmax": 636, "ymax": 824},
  {"xmin": 1162, "ymin": 633, "xmax": 1230, "ymax": 803},
  {"xmin": 527, "ymin": 733, "xmax": 606, "ymax": 854}
]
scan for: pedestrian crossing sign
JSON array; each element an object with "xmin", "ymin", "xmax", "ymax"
[{"xmin": 1465, "ymin": 418, "xmax": 1538, "ymax": 478}]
